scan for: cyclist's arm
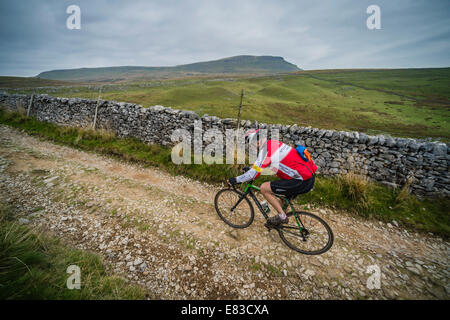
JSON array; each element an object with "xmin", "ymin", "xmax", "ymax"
[{"xmin": 235, "ymin": 143, "xmax": 271, "ymax": 183}]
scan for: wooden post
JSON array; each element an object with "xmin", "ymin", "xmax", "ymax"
[
  {"xmin": 235, "ymin": 89, "xmax": 244, "ymax": 160},
  {"xmin": 236, "ymin": 89, "xmax": 244, "ymax": 134},
  {"xmin": 26, "ymin": 94, "xmax": 34, "ymax": 117},
  {"xmin": 92, "ymin": 87, "xmax": 102, "ymax": 129}
]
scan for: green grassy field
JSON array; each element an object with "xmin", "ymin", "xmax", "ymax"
[
  {"xmin": 1, "ymin": 110, "xmax": 448, "ymax": 237},
  {"xmin": 3, "ymin": 68, "xmax": 449, "ymax": 140}
]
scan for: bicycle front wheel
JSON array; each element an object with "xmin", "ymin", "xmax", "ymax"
[
  {"xmin": 278, "ymin": 211, "xmax": 333, "ymax": 255},
  {"xmin": 214, "ymin": 188, "xmax": 254, "ymax": 228}
]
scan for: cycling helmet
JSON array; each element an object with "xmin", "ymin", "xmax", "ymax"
[{"xmin": 244, "ymin": 128, "xmax": 261, "ymax": 145}]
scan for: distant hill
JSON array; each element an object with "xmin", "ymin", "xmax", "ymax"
[{"xmin": 36, "ymin": 55, "xmax": 301, "ymax": 82}]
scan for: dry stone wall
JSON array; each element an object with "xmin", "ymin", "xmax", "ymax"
[{"xmin": 1, "ymin": 93, "xmax": 448, "ymax": 197}]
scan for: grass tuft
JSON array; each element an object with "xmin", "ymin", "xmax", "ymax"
[{"xmin": 336, "ymin": 172, "xmax": 370, "ymax": 209}]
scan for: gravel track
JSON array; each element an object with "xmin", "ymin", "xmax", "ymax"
[{"xmin": 0, "ymin": 124, "xmax": 448, "ymax": 299}]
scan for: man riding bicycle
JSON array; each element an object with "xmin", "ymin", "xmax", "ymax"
[{"xmin": 227, "ymin": 129, "xmax": 317, "ymax": 227}]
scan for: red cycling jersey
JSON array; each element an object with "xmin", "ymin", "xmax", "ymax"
[{"xmin": 236, "ymin": 140, "xmax": 317, "ymax": 183}]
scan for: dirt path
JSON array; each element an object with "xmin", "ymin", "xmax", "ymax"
[{"xmin": 0, "ymin": 124, "xmax": 448, "ymax": 299}]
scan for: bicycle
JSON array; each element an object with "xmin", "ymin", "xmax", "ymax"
[{"xmin": 214, "ymin": 173, "xmax": 334, "ymax": 255}]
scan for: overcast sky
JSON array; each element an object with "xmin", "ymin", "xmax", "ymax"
[{"xmin": 0, "ymin": 0, "xmax": 449, "ymax": 76}]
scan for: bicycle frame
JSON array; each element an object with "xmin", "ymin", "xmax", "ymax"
[{"xmin": 232, "ymin": 182, "xmax": 306, "ymax": 233}]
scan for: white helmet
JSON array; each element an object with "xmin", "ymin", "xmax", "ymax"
[{"xmin": 245, "ymin": 128, "xmax": 262, "ymax": 145}]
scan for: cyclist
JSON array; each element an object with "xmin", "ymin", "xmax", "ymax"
[{"xmin": 227, "ymin": 129, "xmax": 317, "ymax": 227}]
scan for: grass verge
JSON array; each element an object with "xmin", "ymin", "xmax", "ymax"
[
  {"xmin": 0, "ymin": 109, "xmax": 448, "ymax": 237},
  {"xmin": 0, "ymin": 202, "xmax": 150, "ymax": 299}
]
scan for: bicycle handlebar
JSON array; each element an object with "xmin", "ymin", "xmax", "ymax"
[{"xmin": 227, "ymin": 166, "xmax": 252, "ymax": 189}]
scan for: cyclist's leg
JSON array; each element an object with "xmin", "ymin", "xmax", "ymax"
[{"xmin": 260, "ymin": 182, "xmax": 285, "ymax": 215}]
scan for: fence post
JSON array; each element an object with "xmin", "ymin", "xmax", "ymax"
[
  {"xmin": 92, "ymin": 87, "xmax": 102, "ymax": 129},
  {"xmin": 233, "ymin": 89, "xmax": 244, "ymax": 162},
  {"xmin": 26, "ymin": 94, "xmax": 34, "ymax": 117},
  {"xmin": 235, "ymin": 89, "xmax": 244, "ymax": 144},
  {"xmin": 236, "ymin": 89, "xmax": 244, "ymax": 132}
]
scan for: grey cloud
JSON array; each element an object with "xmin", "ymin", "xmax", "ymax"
[{"xmin": 0, "ymin": 0, "xmax": 449, "ymax": 76}]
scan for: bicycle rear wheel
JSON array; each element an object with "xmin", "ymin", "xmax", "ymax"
[
  {"xmin": 278, "ymin": 211, "xmax": 333, "ymax": 255},
  {"xmin": 214, "ymin": 188, "xmax": 254, "ymax": 228}
]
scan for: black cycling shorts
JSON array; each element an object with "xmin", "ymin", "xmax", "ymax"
[{"xmin": 270, "ymin": 176, "xmax": 315, "ymax": 198}]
